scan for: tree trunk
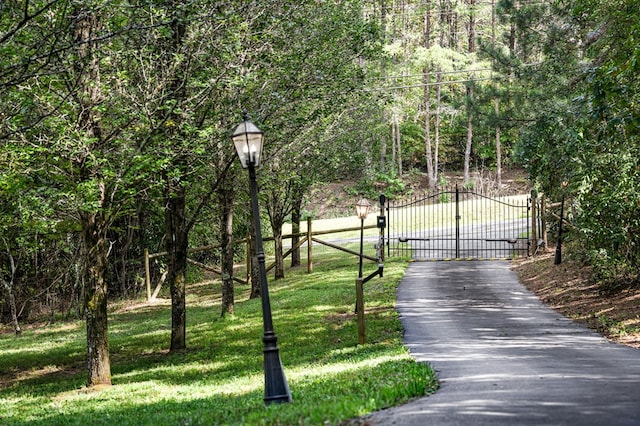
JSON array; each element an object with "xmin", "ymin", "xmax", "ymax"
[
  {"xmin": 463, "ymin": 0, "xmax": 476, "ymax": 186},
  {"xmin": 394, "ymin": 117, "xmax": 402, "ymax": 176},
  {"xmin": 491, "ymin": 0, "xmax": 502, "ymax": 188},
  {"xmin": 434, "ymin": 71, "xmax": 442, "ymax": 186},
  {"xmin": 495, "ymin": 98, "xmax": 502, "ymax": 188},
  {"xmin": 2, "ymin": 278, "xmax": 21, "ymax": 335},
  {"xmin": 424, "ymin": 2, "xmax": 436, "ymax": 191},
  {"xmin": 249, "ymin": 215, "xmax": 261, "ymax": 300},
  {"xmin": 72, "ymin": 6, "xmax": 111, "ymax": 387},
  {"xmin": 290, "ymin": 195, "xmax": 302, "ymax": 267},
  {"xmin": 82, "ymin": 212, "xmax": 112, "ymax": 386},
  {"xmin": 463, "ymin": 99, "xmax": 473, "ymax": 185},
  {"xmin": 165, "ymin": 183, "xmax": 188, "ymax": 351},
  {"xmin": 163, "ymin": 5, "xmax": 189, "ymax": 351},
  {"xmin": 272, "ymin": 224, "xmax": 285, "ymax": 280},
  {"xmin": 391, "ymin": 120, "xmax": 396, "ymax": 168},
  {"xmin": 380, "ymin": 0, "xmax": 388, "ymax": 168},
  {"xmin": 219, "ymin": 175, "xmax": 235, "ymax": 317},
  {"xmin": 1, "ymin": 242, "xmax": 21, "ymax": 335}
]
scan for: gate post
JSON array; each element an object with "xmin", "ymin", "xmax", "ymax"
[
  {"xmin": 531, "ymin": 189, "xmax": 538, "ymax": 255},
  {"xmin": 379, "ymin": 194, "xmax": 386, "ymax": 262}
]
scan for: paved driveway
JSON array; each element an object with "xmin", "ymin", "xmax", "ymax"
[{"xmin": 365, "ymin": 261, "xmax": 640, "ymax": 425}]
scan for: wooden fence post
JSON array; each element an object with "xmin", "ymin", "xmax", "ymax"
[
  {"xmin": 356, "ymin": 278, "xmax": 365, "ymax": 344},
  {"xmin": 307, "ymin": 217, "xmax": 313, "ymax": 274},
  {"xmin": 144, "ymin": 248, "xmax": 151, "ymax": 301}
]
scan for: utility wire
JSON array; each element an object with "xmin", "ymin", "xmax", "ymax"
[
  {"xmin": 372, "ymin": 68, "xmax": 493, "ymax": 80},
  {"xmin": 362, "ymin": 76, "xmax": 495, "ymax": 92}
]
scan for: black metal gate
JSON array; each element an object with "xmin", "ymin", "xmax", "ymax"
[{"xmin": 386, "ymin": 186, "xmax": 530, "ymax": 260}]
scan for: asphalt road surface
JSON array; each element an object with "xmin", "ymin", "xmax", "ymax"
[{"xmin": 364, "ymin": 261, "xmax": 640, "ymax": 425}]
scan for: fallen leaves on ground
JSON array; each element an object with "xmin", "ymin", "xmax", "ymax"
[{"xmin": 513, "ymin": 251, "xmax": 640, "ymax": 349}]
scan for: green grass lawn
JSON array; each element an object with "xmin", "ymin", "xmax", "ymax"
[{"xmin": 0, "ymin": 247, "xmax": 436, "ymax": 425}]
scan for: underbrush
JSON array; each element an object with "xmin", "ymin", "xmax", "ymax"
[{"xmin": 572, "ymin": 245, "xmax": 640, "ymax": 294}]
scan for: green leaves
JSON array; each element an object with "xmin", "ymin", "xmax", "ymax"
[{"xmin": 510, "ymin": 0, "xmax": 640, "ymax": 284}]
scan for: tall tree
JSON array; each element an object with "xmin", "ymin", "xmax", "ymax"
[
  {"xmin": 492, "ymin": 0, "xmax": 502, "ymax": 187},
  {"xmin": 423, "ymin": 1, "xmax": 437, "ymax": 190},
  {"xmin": 70, "ymin": 5, "xmax": 112, "ymax": 387},
  {"xmin": 161, "ymin": 2, "xmax": 190, "ymax": 352},
  {"xmin": 463, "ymin": 0, "xmax": 476, "ymax": 185}
]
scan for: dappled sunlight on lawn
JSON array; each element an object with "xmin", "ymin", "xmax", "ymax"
[{"xmin": 0, "ymin": 251, "xmax": 436, "ymax": 426}]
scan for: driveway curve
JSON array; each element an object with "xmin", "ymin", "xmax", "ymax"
[{"xmin": 365, "ymin": 261, "xmax": 640, "ymax": 425}]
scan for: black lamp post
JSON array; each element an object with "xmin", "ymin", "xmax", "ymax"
[{"xmin": 232, "ymin": 113, "xmax": 292, "ymax": 405}]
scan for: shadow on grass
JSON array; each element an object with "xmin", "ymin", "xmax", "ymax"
[
  {"xmin": 6, "ymin": 357, "xmax": 434, "ymax": 426},
  {"xmin": 0, "ymin": 252, "xmax": 436, "ymax": 425}
]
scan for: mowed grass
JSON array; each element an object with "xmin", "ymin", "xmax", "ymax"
[{"xmin": 0, "ymin": 246, "xmax": 436, "ymax": 425}]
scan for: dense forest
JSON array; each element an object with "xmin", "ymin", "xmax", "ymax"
[{"xmin": 1, "ymin": 0, "xmax": 638, "ymax": 386}]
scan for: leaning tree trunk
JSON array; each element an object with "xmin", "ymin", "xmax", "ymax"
[
  {"xmin": 165, "ymin": 183, "xmax": 188, "ymax": 351},
  {"xmin": 219, "ymin": 175, "xmax": 235, "ymax": 317},
  {"xmin": 2, "ymin": 278, "xmax": 21, "ymax": 335}
]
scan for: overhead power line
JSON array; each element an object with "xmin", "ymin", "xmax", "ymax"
[
  {"xmin": 373, "ymin": 67, "xmax": 493, "ymax": 81},
  {"xmin": 362, "ymin": 76, "xmax": 495, "ymax": 92}
]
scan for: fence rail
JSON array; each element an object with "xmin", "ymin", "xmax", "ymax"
[{"xmin": 143, "ymin": 218, "xmax": 380, "ymax": 301}]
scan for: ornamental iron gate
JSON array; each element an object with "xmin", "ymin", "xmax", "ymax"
[{"xmin": 386, "ymin": 186, "xmax": 530, "ymax": 260}]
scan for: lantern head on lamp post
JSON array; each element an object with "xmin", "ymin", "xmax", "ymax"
[
  {"xmin": 232, "ymin": 112, "xmax": 292, "ymax": 405},
  {"xmin": 232, "ymin": 114, "xmax": 264, "ymax": 168},
  {"xmin": 355, "ymin": 197, "xmax": 371, "ymax": 222}
]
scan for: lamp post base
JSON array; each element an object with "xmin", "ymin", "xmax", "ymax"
[{"xmin": 263, "ymin": 333, "xmax": 292, "ymax": 404}]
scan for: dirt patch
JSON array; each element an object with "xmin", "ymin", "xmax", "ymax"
[{"xmin": 512, "ymin": 250, "xmax": 640, "ymax": 349}]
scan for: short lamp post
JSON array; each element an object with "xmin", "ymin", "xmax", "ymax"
[
  {"xmin": 232, "ymin": 113, "xmax": 292, "ymax": 405},
  {"xmin": 354, "ymin": 197, "xmax": 371, "ymax": 344},
  {"xmin": 355, "ymin": 197, "xmax": 372, "ymax": 279}
]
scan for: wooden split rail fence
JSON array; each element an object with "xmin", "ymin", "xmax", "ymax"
[{"xmin": 143, "ymin": 218, "xmax": 380, "ymax": 301}]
